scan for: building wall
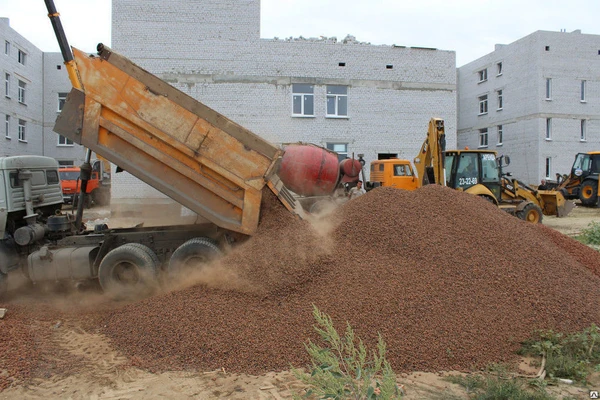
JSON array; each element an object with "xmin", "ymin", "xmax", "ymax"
[
  {"xmin": 0, "ymin": 18, "xmax": 85, "ymax": 165},
  {"xmin": 458, "ymin": 30, "xmax": 600, "ymax": 185},
  {"xmin": 110, "ymin": 0, "xmax": 458, "ymax": 217},
  {"xmin": 1, "ymin": 17, "xmax": 43, "ymax": 157}
]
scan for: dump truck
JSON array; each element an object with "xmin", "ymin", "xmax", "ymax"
[
  {"xmin": 367, "ymin": 118, "xmax": 572, "ymax": 223},
  {"xmin": 0, "ymin": 1, "xmax": 358, "ymax": 299}
]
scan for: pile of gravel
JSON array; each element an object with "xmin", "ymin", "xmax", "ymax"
[{"xmin": 96, "ymin": 186, "xmax": 600, "ymax": 374}]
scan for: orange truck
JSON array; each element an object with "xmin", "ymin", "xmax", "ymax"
[{"xmin": 58, "ymin": 160, "xmax": 110, "ymax": 207}]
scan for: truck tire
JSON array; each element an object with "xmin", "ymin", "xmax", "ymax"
[
  {"xmin": 98, "ymin": 244, "xmax": 159, "ymax": 298},
  {"xmin": 517, "ymin": 203, "xmax": 543, "ymax": 224},
  {"xmin": 578, "ymin": 180, "xmax": 598, "ymax": 206},
  {"xmin": 168, "ymin": 237, "xmax": 221, "ymax": 279}
]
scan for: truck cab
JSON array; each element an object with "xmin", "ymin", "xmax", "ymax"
[
  {"xmin": 365, "ymin": 159, "xmax": 419, "ymax": 192},
  {"xmin": 59, "ymin": 160, "xmax": 110, "ymax": 206}
]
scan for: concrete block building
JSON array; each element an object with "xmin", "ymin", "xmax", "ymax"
[
  {"xmin": 1, "ymin": 18, "xmax": 85, "ymax": 166},
  {"xmin": 109, "ymin": 0, "xmax": 457, "ymax": 219},
  {"xmin": 457, "ymin": 30, "xmax": 600, "ymax": 185}
]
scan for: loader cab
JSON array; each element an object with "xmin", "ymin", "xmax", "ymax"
[
  {"xmin": 571, "ymin": 152, "xmax": 600, "ymax": 178},
  {"xmin": 444, "ymin": 150, "xmax": 502, "ymax": 201}
]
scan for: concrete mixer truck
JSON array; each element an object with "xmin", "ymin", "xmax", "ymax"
[{"xmin": 0, "ymin": 1, "xmax": 361, "ymax": 299}]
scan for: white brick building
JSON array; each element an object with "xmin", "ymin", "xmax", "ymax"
[
  {"xmin": 109, "ymin": 0, "xmax": 457, "ymax": 218},
  {"xmin": 457, "ymin": 30, "xmax": 600, "ymax": 185},
  {"xmin": 1, "ymin": 18, "xmax": 85, "ymax": 166}
]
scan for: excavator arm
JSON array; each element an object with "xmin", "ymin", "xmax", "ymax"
[{"xmin": 413, "ymin": 118, "xmax": 446, "ymax": 186}]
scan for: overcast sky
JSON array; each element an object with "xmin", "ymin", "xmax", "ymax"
[{"xmin": 1, "ymin": 0, "xmax": 598, "ymax": 67}]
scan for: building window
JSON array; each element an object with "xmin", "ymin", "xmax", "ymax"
[
  {"xmin": 326, "ymin": 143, "xmax": 348, "ymax": 162},
  {"xmin": 581, "ymin": 80, "xmax": 586, "ymax": 102},
  {"xmin": 18, "ymin": 119, "xmax": 26, "ymax": 142},
  {"xmin": 479, "ymin": 128, "xmax": 488, "ymax": 147},
  {"xmin": 4, "ymin": 41, "xmax": 9, "ymax": 56},
  {"xmin": 4, "ymin": 115, "xmax": 9, "ymax": 139},
  {"xmin": 58, "ymin": 92, "xmax": 68, "ymax": 112},
  {"xmin": 581, "ymin": 119, "xmax": 587, "ymax": 141},
  {"xmin": 497, "ymin": 90, "xmax": 503, "ymax": 110},
  {"xmin": 18, "ymin": 80, "xmax": 26, "ymax": 104},
  {"xmin": 18, "ymin": 49, "xmax": 26, "ymax": 65},
  {"xmin": 496, "ymin": 62, "xmax": 503, "ymax": 76},
  {"xmin": 326, "ymin": 85, "xmax": 348, "ymax": 117},
  {"xmin": 58, "ymin": 135, "xmax": 74, "ymax": 146},
  {"xmin": 478, "ymin": 95, "xmax": 488, "ymax": 115},
  {"xmin": 478, "ymin": 68, "xmax": 488, "ymax": 82},
  {"xmin": 545, "ymin": 78, "xmax": 552, "ymax": 100},
  {"xmin": 497, "ymin": 125, "xmax": 503, "ymax": 145},
  {"xmin": 292, "ymin": 84, "xmax": 314, "ymax": 116},
  {"xmin": 4, "ymin": 73, "xmax": 9, "ymax": 98},
  {"xmin": 545, "ymin": 157, "xmax": 551, "ymax": 178},
  {"xmin": 545, "ymin": 118, "xmax": 552, "ymax": 140}
]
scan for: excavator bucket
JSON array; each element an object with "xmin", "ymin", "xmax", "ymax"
[{"xmin": 538, "ymin": 190, "xmax": 575, "ymax": 218}]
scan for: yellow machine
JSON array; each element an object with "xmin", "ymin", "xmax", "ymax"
[
  {"xmin": 555, "ymin": 152, "xmax": 600, "ymax": 206},
  {"xmin": 370, "ymin": 118, "xmax": 572, "ymax": 223}
]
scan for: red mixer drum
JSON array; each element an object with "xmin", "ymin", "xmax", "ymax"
[
  {"xmin": 278, "ymin": 144, "xmax": 340, "ymax": 196},
  {"xmin": 339, "ymin": 158, "xmax": 362, "ymax": 183}
]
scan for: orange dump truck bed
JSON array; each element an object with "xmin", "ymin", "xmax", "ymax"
[{"xmin": 54, "ymin": 45, "xmax": 301, "ymax": 235}]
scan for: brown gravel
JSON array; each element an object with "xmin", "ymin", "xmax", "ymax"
[
  {"xmin": 98, "ymin": 186, "xmax": 600, "ymax": 374},
  {"xmin": 1, "ymin": 185, "xmax": 599, "ymax": 388}
]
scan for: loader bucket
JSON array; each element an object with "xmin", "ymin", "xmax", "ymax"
[{"xmin": 538, "ymin": 190, "xmax": 575, "ymax": 218}]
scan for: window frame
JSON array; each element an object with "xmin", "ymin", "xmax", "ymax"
[
  {"xmin": 4, "ymin": 73, "xmax": 10, "ymax": 98},
  {"xmin": 4, "ymin": 40, "xmax": 9, "ymax": 56},
  {"xmin": 326, "ymin": 143, "xmax": 348, "ymax": 162},
  {"xmin": 58, "ymin": 135, "xmax": 74, "ymax": 146},
  {"xmin": 496, "ymin": 89, "xmax": 503, "ymax": 110},
  {"xmin": 291, "ymin": 84, "xmax": 315, "ymax": 117},
  {"xmin": 479, "ymin": 128, "xmax": 489, "ymax": 148},
  {"xmin": 496, "ymin": 62, "xmax": 503, "ymax": 76},
  {"xmin": 18, "ymin": 119, "xmax": 26, "ymax": 142},
  {"xmin": 580, "ymin": 119, "xmax": 587, "ymax": 142},
  {"xmin": 581, "ymin": 80, "xmax": 586, "ymax": 102},
  {"xmin": 545, "ymin": 157, "xmax": 551, "ymax": 178},
  {"xmin": 497, "ymin": 125, "xmax": 503, "ymax": 146},
  {"xmin": 478, "ymin": 95, "xmax": 488, "ymax": 115},
  {"xmin": 58, "ymin": 92, "xmax": 68, "ymax": 112},
  {"xmin": 545, "ymin": 118, "xmax": 552, "ymax": 140},
  {"xmin": 4, "ymin": 115, "xmax": 10, "ymax": 139},
  {"xmin": 478, "ymin": 68, "xmax": 488, "ymax": 83},
  {"xmin": 325, "ymin": 85, "xmax": 348, "ymax": 118},
  {"xmin": 545, "ymin": 78, "xmax": 552, "ymax": 100},
  {"xmin": 18, "ymin": 49, "xmax": 26, "ymax": 65},
  {"xmin": 18, "ymin": 80, "xmax": 26, "ymax": 104}
]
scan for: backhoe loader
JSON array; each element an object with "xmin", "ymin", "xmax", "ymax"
[
  {"xmin": 414, "ymin": 118, "xmax": 573, "ymax": 223},
  {"xmin": 554, "ymin": 152, "xmax": 600, "ymax": 207}
]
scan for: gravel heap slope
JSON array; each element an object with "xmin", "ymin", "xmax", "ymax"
[{"xmin": 98, "ymin": 185, "xmax": 600, "ymax": 374}]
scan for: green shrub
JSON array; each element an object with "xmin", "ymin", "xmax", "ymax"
[
  {"xmin": 520, "ymin": 324, "xmax": 600, "ymax": 383},
  {"xmin": 292, "ymin": 305, "xmax": 401, "ymax": 399},
  {"xmin": 579, "ymin": 221, "xmax": 600, "ymax": 245}
]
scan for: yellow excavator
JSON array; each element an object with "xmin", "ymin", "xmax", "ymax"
[
  {"xmin": 553, "ymin": 152, "xmax": 600, "ymax": 207},
  {"xmin": 413, "ymin": 118, "xmax": 573, "ymax": 223}
]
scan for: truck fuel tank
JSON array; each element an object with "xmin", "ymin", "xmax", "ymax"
[{"xmin": 28, "ymin": 245, "xmax": 98, "ymax": 283}]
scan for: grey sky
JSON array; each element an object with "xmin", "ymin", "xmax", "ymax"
[{"xmin": 2, "ymin": 0, "xmax": 598, "ymax": 67}]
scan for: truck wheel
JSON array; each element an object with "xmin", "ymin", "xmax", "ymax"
[
  {"xmin": 168, "ymin": 237, "xmax": 221, "ymax": 279},
  {"xmin": 98, "ymin": 244, "xmax": 159, "ymax": 298},
  {"xmin": 517, "ymin": 203, "xmax": 543, "ymax": 224},
  {"xmin": 578, "ymin": 180, "xmax": 598, "ymax": 206}
]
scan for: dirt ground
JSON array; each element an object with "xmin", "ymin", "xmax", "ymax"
[{"xmin": 1, "ymin": 202, "xmax": 599, "ymax": 399}]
